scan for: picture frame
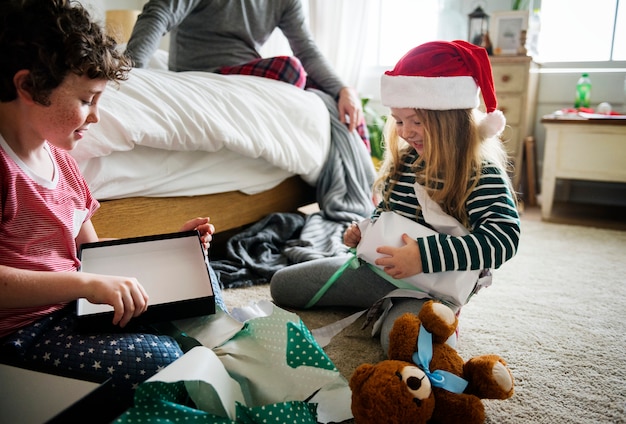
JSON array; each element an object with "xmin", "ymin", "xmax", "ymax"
[{"xmin": 490, "ymin": 10, "xmax": 529, "ymax": 56}]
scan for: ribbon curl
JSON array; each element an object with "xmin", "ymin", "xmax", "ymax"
[{"xmin": 412, "ymin": 324, "xmax": 468, "ymax": 394}]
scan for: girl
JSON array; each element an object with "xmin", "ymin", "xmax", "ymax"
[{"xmin": 270, "ymin": 40, "xmax": 520, "ymax": 353}]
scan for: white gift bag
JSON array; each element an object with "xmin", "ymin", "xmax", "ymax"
[{"xmin": 356, "ymin": 184, "xmax": 491, "ymax": 308}]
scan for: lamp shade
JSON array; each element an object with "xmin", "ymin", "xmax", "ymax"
[{"xmin": 105, "ymin": 10, "xmax": 140, "ymax": 44}]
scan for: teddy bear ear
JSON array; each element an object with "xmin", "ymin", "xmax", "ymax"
[{"xmin": 349, "ymin": 363, "xmax": 375, "ymax": 390}]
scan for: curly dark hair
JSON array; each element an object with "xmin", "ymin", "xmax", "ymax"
[{"xmin": 0, "ymin": 0, "xmax": 132, "ymax": 104}]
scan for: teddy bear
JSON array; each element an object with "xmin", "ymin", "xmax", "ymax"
[{"xmin": 349, "ymin": 300, "xmax": 514, "ymax": 424}]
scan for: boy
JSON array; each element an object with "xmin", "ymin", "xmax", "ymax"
[{"xmin": 0, "ymin": 0, "xmax": 219, "ymax": 400}]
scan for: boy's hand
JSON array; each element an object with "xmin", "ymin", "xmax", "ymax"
[
  {"xmin": 84, "ymin": 274, "xmax": 149, "ymax": 328},
  {"xmin": 180, "ymin": 217, "xmax": 215, "ymax": 250}
]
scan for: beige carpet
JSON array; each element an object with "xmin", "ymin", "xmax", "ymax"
[{"xmin": 222, "ymin": 215, "xmax": 626, "ymax": 424}]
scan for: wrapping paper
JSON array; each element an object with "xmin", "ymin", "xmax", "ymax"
[
  {"xmin": 356, "ymin": 183, "xmax": 490, "ymax": 307},
  {"xmin": 117, "ymin": 304, "xmax": 352, "ymax": 423}
]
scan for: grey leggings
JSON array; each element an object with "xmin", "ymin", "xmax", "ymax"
[{"xmin": 270, "ymin": 254, "xmax": 438, "ymax": 354}]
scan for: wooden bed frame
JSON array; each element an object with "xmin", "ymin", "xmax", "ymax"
[{"xmin": 91, "ymin": 176, "xmax": 316, "ymax": 240}]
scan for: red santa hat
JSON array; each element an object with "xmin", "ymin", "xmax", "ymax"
[{"xmin": 381, "ymin": 40, "xmax": 505, "ymax": 138}]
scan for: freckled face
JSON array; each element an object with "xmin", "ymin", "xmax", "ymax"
[
  {"xmin": 33, "ymin": 74, "xmax": 107, "ymax": 151},
  {"xmin": 391, "ymin": 108, "xmax": 425, "ymax": 155}
]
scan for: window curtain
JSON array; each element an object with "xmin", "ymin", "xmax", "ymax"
[
  {"xmin": 306, "ymin": 0, "xmax": 454, "ymax": 89},
  {"xmin": 306, "ymin": 0, "xmax": 373, "ymax": 88},
  {"xmin": 261, "ymin": 0, "xmax": 373, "ymax": 88}
]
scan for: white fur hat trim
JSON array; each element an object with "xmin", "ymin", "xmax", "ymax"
[
  {"xmin": 479, "ymin": 109, "xmax": 506, "ymax": 138},
  {"xmin": 381, "ymin": 74, "xmax": 480, "ymax": 110}
]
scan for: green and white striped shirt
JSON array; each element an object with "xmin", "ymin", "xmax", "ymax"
[{"xmin": 373, "ymin": 151, "xmax": 520, "ymax": 273}]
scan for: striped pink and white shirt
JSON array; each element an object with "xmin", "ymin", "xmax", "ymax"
[{"xmin": 0, "ymin": 136, "xmax": 99, "ymax": 337}]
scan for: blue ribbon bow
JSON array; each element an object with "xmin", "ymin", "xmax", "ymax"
[{"xmin": 412, "ymin": 324, "xmax": 468, "ymax": 394}]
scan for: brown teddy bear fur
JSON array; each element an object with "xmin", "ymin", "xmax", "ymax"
[
  {"xmin": 349, "ymin": 359, "xmax": 436, "ymax": 424},
  {"xmin": 350, "ymin": 300, "xmax": 514, "ymax": 424}
]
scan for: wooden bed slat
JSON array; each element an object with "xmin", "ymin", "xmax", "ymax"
[{"xmin": 92, "ymin": 176, "xmax": 316, "ymax": 239}]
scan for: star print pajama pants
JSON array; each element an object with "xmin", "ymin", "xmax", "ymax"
[{"xmin": 0, "ymin": 306, "xmax": 184, "ymax": 401}]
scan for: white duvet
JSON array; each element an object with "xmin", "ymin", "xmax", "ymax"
[{"xmin": 70, "ymin": 67, "xmax": 331, "ymax": 187}]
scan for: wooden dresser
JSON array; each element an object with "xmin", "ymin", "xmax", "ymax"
[{"xmin": 488, "ymin": 56, "xmax": 538, "ymax": 191}]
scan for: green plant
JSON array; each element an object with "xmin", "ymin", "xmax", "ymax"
[
  {"xmin": 512, "ymin": 0, "xmax": 529, "ymax": 11},
  {"xmin": 361, "ymin": 97, "xmax": 386, "ymax": 164}
]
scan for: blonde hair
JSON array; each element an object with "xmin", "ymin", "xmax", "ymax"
[{"xmin": 373, "ymin": 108, "xmax": 514, "ymax": 227}]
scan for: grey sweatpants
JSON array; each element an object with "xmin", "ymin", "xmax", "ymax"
[{"xmin": 269, "ymin": 254, "xmax": 442, "ymax": 354}]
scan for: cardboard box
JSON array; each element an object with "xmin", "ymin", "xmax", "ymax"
[
  {"xmin": 0, "ymin": 364, "xmax": 122, "ymax": 423},
  {"xmin": 77, "ymin": 230, "xmax": 215, "ymax": 332}
]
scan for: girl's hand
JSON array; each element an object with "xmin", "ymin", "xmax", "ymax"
[
  {"xmin": 180, "ymin": 217, "xmax": 215, "ymax": 250},
  {"xmin": 375, "ymin": 234, "xmax": 423, "ymax": 279},
  {"xmin": 83, "ymin": 274, "xmax": 149, "ymax": 328},
  {"xmin": 343, "ymin": 221, "xmax": 362, "ymax": 247}
]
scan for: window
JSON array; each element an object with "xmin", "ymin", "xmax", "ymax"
[
  {"xmin": 536, "ymin": 0, "xmax": 625, "ymax": 62},
  {"xmin": 362, "ymin": 0, "xmax": 440, "ymax": 67},
  {"xmin": 361, "ymin": 0, "xmax": 625, "ymax": 65}
]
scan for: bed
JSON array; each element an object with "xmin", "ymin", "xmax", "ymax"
[{"xmin": 71, "ymin": 52, "xmax": 331, "ymax": 240}]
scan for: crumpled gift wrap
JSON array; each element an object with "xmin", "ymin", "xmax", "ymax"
[
  {"xmin": 116, "ymin": 378, "xmax": 319, "ymax": 423},
  {"xmin": 116, "ymin": 302, "xmax": 352, "ymax": 423},
  {"xmin": 212, "ymin": 301, "xmax": 352, "ymax": 423},
  {"xmin": 214, "ymin": 301, "xmax": 338, "ymax": 402}
]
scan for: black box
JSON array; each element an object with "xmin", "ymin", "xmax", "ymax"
[
  {"xmin": 0, "ymin": 364, "xmax": 123, "ymax": 423},
  {"xmin": 76, "ymin": 230, "xmax": 215, "ymax": 332}
]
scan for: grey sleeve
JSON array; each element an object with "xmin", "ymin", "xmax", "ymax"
[
  {"xmin": 278, "ymin": 0, "xmax": 346, "ymax": 97},
  {"xmin": 125, "ymin": 0, "xmax": 200, "ymax": 68}
]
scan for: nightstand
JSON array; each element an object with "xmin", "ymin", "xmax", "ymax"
[{"xmin": 539, "ymin": 117, "xmax": 626, "ymax": 220}]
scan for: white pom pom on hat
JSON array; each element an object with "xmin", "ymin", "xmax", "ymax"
[{"xmin": 381, "ymin": 40, "xmax": 506, "ymax": 138}]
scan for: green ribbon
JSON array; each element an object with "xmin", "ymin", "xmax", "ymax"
[
  {"xmin": 304, "ymin": 249, "xmax": 360, "ymax": 308},
  {"xmin": 305, "ymin": 249, "xmax": 455, "ymax": 309}
]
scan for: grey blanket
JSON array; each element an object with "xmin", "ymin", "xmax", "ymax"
[{"xmin": 212, "ymin": 89, "xmax": 376, "ymax": 288}]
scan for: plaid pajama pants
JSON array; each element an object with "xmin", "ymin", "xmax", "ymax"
[{"xmin": 217, "ymin": 55, "xmax": 370, "ymax": 149}]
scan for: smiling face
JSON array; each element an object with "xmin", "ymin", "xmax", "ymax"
[
  {"xmin": 32, "ymin": 73, "xmax": 107, "ymax": 151},
  {"xmin": 390, "ymin": 107, "xmax": 425, "ymax": 155}
]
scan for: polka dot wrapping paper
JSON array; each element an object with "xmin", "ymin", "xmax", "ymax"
[{"xmin": 115, "ymin": 302, "xmax": 352, "ymax": 423}]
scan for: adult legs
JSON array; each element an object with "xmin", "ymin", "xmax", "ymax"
[
  {"xmin": 217, "ymin": 56, "xmax": 307, "ymax": 88},
  {"xmin": 218, "ymin": 56, "xmax": 370, "ymax": 149}
]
